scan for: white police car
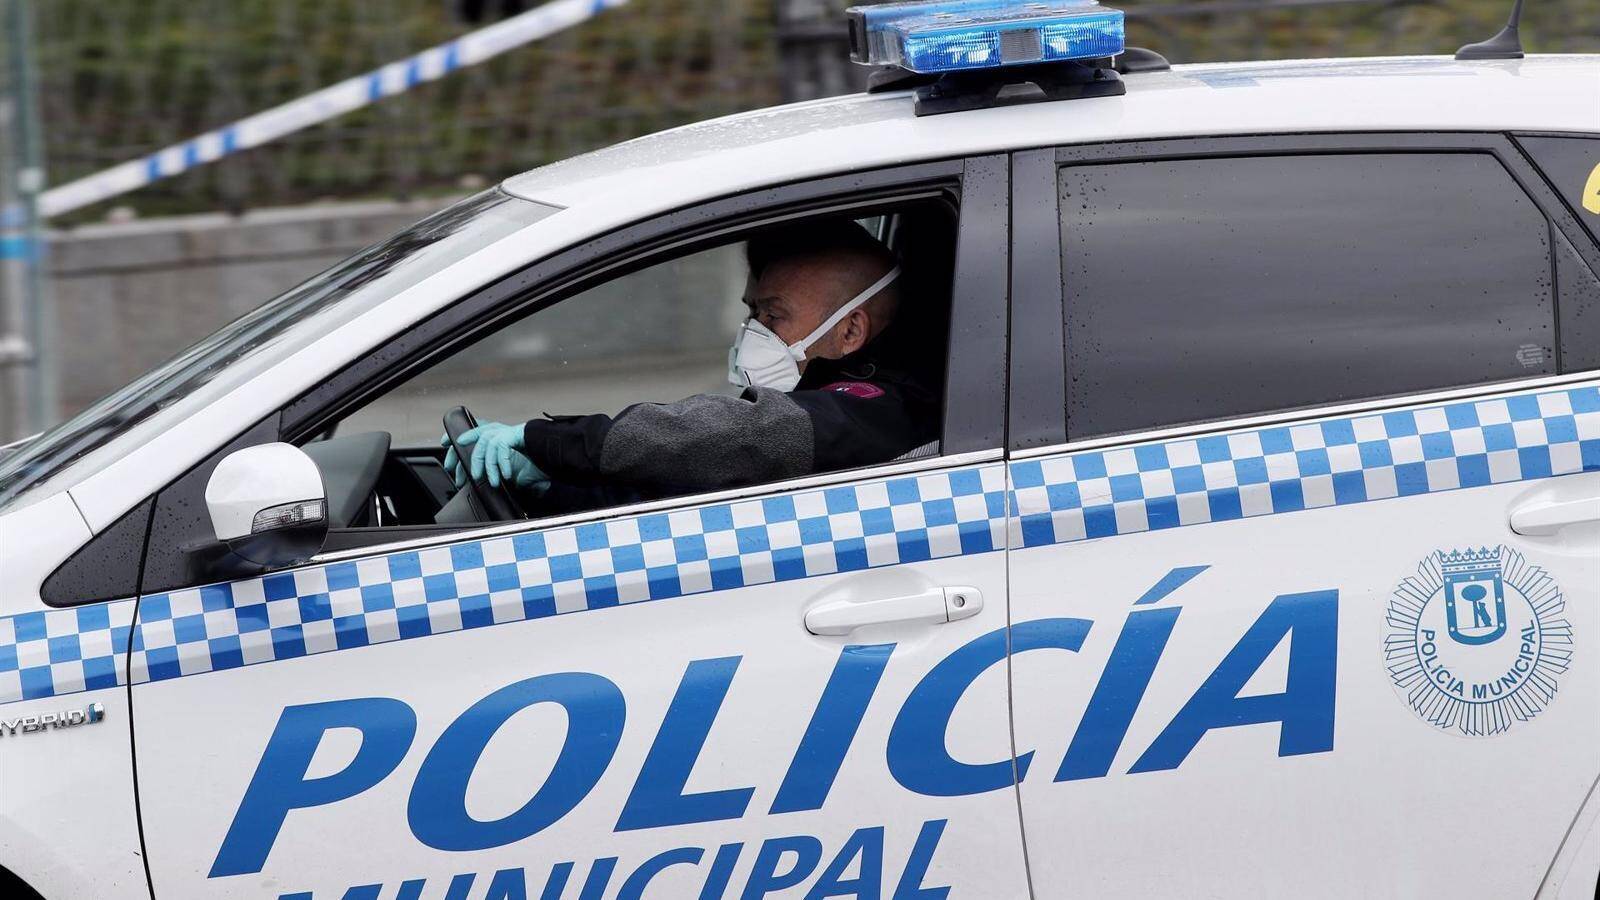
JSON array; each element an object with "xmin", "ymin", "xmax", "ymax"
[{"xmin": 2, "ymin": 1, "xmax": 1599, "ymax": 897}]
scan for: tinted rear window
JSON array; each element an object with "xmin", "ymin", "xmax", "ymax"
[{"xmin": 1061, "ymin": 153, "xmax": 1556, "ymax": 439}]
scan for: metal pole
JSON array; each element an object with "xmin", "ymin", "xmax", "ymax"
[
  {"xmin": 0, "ymin": 92, "xmax": 27, "ymax": 441},
  {"xmin": 0, "ymin": 0, "xmax": 53, "ymax": 441}
]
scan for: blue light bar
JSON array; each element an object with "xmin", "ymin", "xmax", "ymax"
[{"xmin": 847, "ymin": 0, "xmax": 1125, "ymax": 75}]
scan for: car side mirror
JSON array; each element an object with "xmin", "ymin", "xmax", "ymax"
[{"xmin": 205, "ymin": 443, "xmax": 329, "ymax": 570}]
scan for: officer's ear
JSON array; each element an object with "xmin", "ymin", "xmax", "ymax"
[{"xmin": 835, "ymin": 308, "xmax": 872, "ymax": 356}]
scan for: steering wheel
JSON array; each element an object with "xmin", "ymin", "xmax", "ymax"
[{"xmin": 443, "ymin": 406, "xmax": 526, "ymax": 522}]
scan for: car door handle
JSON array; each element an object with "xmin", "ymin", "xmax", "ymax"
[
  {"xmin": 804, "ymin": 586, "xmax": 983, "ymax": 636},
  {"xmin": 1509, "ymin": 496, "xmax": 1600, "ymax": 536}
]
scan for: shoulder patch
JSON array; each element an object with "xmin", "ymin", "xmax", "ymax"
[{"xmin": 821, "ymin": 381, "xmax": 886, "ymax": 399}]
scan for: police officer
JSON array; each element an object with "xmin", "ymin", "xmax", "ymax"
[{"xmin": 445, "ymin": 221, "xmax": 939, "ymax": 512}]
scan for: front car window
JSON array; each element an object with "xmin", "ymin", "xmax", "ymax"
[
  {"xmin": 339, "ymin": 243, "xmax": 751, "ymax": 445},
  {"xmin": 307, "ymin": 203, "xmax": 959, "ymax": 534},
  {"xmin": 0, "ymin": 189, "xmax": 557, "ymax": 513}
]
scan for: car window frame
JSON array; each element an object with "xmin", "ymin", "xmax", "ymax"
[
  {"xmin": 246, "ymin": 154, "xmax": 1012, "ymax": 561},
  {"xmin": 1007, "ymin": 132, "xmax": 1600, "ymax": 449}
]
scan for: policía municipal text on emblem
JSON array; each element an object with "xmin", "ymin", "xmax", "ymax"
[{"xmin": 1384, "ymin": 545, "xmax": 1572, "ymax": 737}]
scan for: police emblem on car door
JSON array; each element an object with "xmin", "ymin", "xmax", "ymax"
[{"xmin": 1385, "ymin": 543, "xmax": 1572, "ymax": 737}]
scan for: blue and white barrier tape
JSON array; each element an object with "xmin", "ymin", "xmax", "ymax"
[
  {"xmin": 35, "ymin": 0, "xmax": 629, "ymax": 219},
  {"xmin": 0, "ymin": 235, "xmax": 35, "ymax": 261}
]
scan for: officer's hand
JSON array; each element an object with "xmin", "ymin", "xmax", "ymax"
[{"xmin": 440, "ymin": 423, "xmax": 550, "ymax": 491}]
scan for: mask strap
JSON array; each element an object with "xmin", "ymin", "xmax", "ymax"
[{"xmin": 790, "ymin": 265, "xmax": 902, "ymax": 358}]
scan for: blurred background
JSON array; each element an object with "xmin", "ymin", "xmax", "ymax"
[{"xmin": 1, "ymin": 0, "xmax": 1597, "ymax": 442}]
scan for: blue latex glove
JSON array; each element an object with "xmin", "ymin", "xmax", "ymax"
[{"xmin": 440, "ymin": 422, "xmax": 549, "ymax": 491}]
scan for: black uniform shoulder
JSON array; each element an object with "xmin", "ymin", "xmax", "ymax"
[{"xmin": 790, "ymin": 341, "xmax": 939, "ymax": 470}]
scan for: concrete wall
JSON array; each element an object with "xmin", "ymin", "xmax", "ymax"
[{"xmin": 47, "ymin": 198, "xmax": 455, "ymax": 419}]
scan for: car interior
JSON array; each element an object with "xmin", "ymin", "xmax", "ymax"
[{"xmin": 301, "ymin": 199, "xmax": 960, "ymax": 548}]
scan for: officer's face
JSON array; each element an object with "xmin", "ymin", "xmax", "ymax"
[{"xmin": 745, "ymin": 256, "xmax": 878, "ymax": 369}]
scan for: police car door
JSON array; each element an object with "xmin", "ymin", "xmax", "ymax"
[
  {"xmin": 128, "ymin": 159, "xmax": 1032, "ymax": 899},
  {"xmin": 1005, "ymin": 137, "xmax": 1600, "ymax": 898}
]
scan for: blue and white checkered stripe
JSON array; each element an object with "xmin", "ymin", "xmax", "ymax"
[
  {"xmin": 0, "ymin": 603, "xmax": 134, "ymax": 704},
  {"xmin": 4, "ymin": 382, "xmax": 1599, "ymax": 707},
  {"xmin": 125, "ymin": 465, "xmax": 1009, "ymax": 687},
  {"xmin": 1011, "ymin": 384, "xmax": 1600, "ymax": 548}
]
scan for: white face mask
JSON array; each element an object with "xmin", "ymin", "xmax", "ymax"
[{"xmin": 729, "ymin": 265, "xmax": 901, "ymax": 392}]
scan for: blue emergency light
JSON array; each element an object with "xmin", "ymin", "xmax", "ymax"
[{"xmin": 847, "ymin": 0, "xmax": 1126, "ymax": 75}]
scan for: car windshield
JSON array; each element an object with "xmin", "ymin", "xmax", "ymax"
[{"xmin": 0, "ymin": 188, "xmax": 557, "ymax": 513}]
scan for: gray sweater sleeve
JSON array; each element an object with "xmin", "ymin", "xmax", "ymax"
[{"xmin": 524, "ymin": 387, "xmax": 815, "ymax": 494}]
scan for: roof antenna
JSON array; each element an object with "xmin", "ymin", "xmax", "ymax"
[{"xmin": 1456, "ymin": 0, "xmax": 1525, "ymax": 60}]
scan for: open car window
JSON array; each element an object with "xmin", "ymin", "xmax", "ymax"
[
  {"xmin": 306, "ymin": 202, "xmax": 959, "ymax": 536},
  {"xmin": 341, "ymin": 243, "xmax": 751, "ymax": 447}
]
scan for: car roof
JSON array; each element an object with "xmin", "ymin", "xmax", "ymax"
[{"xmin": 503, "ymin": 55, "xmax": 1598, "ymax": 220}]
